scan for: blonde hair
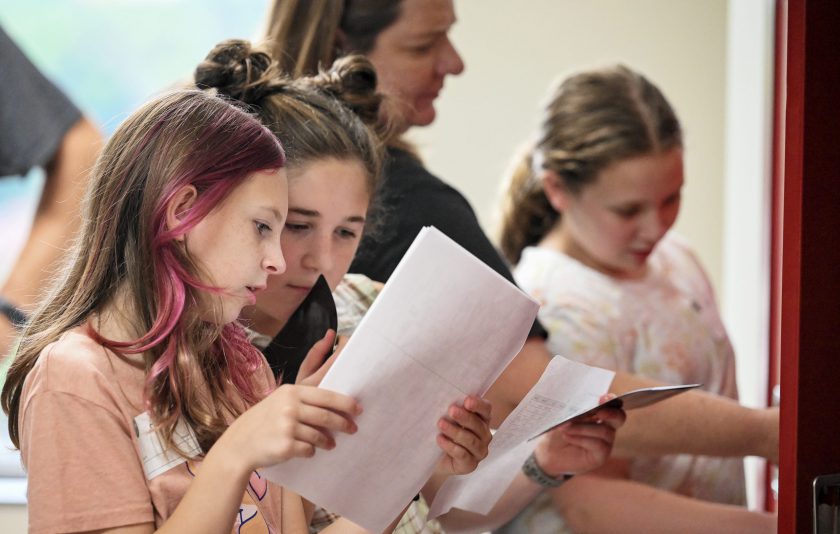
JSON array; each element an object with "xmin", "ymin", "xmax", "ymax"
[{"xmin": 498, "ymin": 65, "xmax": 683, "ymax": 264}]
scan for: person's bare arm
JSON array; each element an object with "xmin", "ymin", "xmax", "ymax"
[
  {"xmin": 486, "ymin": 339, "xmax": 778, "ymax": 461},
  {"xmin": 551, "ymin": 469, "xmax": 776, "ymax": 534},
  {"xmin": 1, "ymin": 117, "xmax": 101, "ymax": 356},
  {"xmin": 435, "ymin": 473, "xmax": 542, "ymax": 534},
  {"xmin": 609, "ymin": 371, "xmax": 779, "ymax": 462},
  {"xmin": 485, "ymin": 337, "xmax": 552, "ymax": 427}
]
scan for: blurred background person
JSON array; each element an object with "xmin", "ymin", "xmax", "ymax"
[
  {"xmin": 0, "ymin": 25, "xmax": 102, "ymax": 360},
  {"xmin": 496, "ymin": 63, "xmax": 774, "ymax": 534}
]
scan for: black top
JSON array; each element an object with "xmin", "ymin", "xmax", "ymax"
[
  {"xmin": 0, "ymin": 25, "xmax": 82, "ymax": 178},
  {"xmin": 351, "ymin": 147, "xmax": 547, "ymax": 339}
]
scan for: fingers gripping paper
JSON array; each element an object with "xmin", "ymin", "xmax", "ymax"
[
  {"xmin": 427, "ymin": 355, "xmax": 615, "ymax": 522},
  {"xmin": 260, "ymin": 227, "xmax": 539, "ymax": 532}
]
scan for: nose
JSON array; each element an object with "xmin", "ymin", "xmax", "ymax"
[
  {"xmin": 263, "ymin": 241, "xmax": 286, "ymax": 275},
  {"xmin": 302, "ymin": 233, "xmax": 334, "ymax": 274},
  {"xmin": 437, "ymin": 37, "xmax": 465, "ymax": 77}
]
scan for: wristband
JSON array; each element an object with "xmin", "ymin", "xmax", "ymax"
[
  {"xmin": 522, "ymin": 451, "xmax": 574, "ymax": 488},
  {"xmin": 0, "ymin": 296, "xmax": 28, "ymax": 328}
]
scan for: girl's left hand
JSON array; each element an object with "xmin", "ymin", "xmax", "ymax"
[
  {"xmin": 533, "ymin": 393, "xmax": 626, "ymax": 477},
  {"xmin": 435, "ymin": 395, "xmax": 493, "ymax": 476},
  {"xmin": 295, "ymin": 329, "xmax": 347, "ymax": 387}
]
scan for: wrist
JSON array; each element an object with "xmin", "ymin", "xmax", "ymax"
[
  {"xmin": 208, "ymin": 430, "xmax": 254, "ymax": 478},
  {"xmin": 533, "ymin": 440, "xmax": 570, "ymax": 478},
  {"xmin": 522, "ymin": 451, "xmax": 573, "ymax": 488}
]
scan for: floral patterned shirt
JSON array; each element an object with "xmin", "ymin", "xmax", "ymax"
[{"xmin": 500, "ymin": 233, "xmax": 745, "ymax": 533}]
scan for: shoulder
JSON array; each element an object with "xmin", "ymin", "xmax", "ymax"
[
  {"xmin": 383, "ymin": 147, "xmax": 470, "ymax": 205},
  {"xmin": 22, "ymin": 327, "xmax": 143, "ymax": 415},
  {"xmin": 335, "ymin": 274, "xmax": 382, "ymax": 304},
  {"xmin": 652, "ymin": 233, "xmax": 704, "ymax": 271},
  {"xmin": 334, "ymin": 274, "xmax": 381, "ymax": 337},
  {"xmin": 355, "ymin": 147, "xmax": 501, "ymax": 281},
  {"xmin": 30, "ymin": 328, "xmax": 119, "ymax": 385},
  {"xmin": 515, "ymin": 247, "xmax": 627, "ymax": 355},
  {"xmin": 515, "ymin": 246, "xmax": 622, "ymax": 310},
  {"xmin": 650, "ymin": 232, "xmax": 716, "ymax": 295}
]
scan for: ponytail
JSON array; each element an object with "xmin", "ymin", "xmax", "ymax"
[{"xmin": 498, "ymin": 145, "xmax": 558, "ymax": 265}]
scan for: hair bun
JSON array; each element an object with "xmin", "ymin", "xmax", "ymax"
[
  {"xmin": 308, "ymin": 54, "xmax": 381, "ymax": 126},
  {"xmin": 194, "ymin": 39, "xmax": 279, "ymax": 105}
]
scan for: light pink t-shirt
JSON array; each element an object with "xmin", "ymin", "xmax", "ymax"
[
  {"xmin": 20, "ymin": 326, "xmax": 284, "ymax": 534},
  {"xmin": 515, "ymin": 233, "xmax": 745, "ymax": 502},
  {"xmin": 499, "ymin": 234, "xmax": 745, "ymax": 534}
]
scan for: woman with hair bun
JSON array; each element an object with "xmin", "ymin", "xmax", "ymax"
[
  {"xmin": 496, "ymin": 65, "xmax": 775, "ymax": 534},
  {"xmin": 195, "ymin": 39, "xmax": 625, "ymax": 534}
]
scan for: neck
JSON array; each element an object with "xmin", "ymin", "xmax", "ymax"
[
  {"xmin": 239, "ymin": 306, "xmax": 291, "ymax": 339},
  {"xmin": 538, "ymin": 223, "xmax": 648, "ymax": 280},
  {"xmin": 94, "ymin": 283, "xmax": 146, "ymax": 343}
]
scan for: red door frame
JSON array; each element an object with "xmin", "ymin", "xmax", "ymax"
[{"xmin": 773, "ymin": 0, "xmax": 840, "ymax": 532}]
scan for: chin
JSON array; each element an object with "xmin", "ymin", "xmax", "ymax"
[
  {"xmin": 218, "ymin": 304, "xmax": 246, "ymax": 326},
  {"xmin": 411, "ymin": 109, "xmax": 437, "ymax": 127}
]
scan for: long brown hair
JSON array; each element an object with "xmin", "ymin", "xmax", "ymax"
[
  {"xmin": 262, "ymin": 0, "xmax": 404, "ymax": 77},
  {"xmin": 260, "ymin": 0, "xmax": 417, "ymax": 154},
  {"xmin": 2, "ymin": 91, "xmax": 285, "ymax": 451},
  {"xmin": 498, "ymin": 65, "xmax": 683, "ymax": 264}
]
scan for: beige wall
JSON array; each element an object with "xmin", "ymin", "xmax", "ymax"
[{"xmin": 409, "ymin": 0, "xmax": 727, "ymax": 292}]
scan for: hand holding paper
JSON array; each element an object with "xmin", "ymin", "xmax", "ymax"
[
  {"xmin": 261, "ymin": 227, "xmax": 539, "ymax": 532},
  {"xmin": 429, "ymin": 355, "xmax": 701, "ymax": 521},
  {"xmin": 428, "ymin": 355, "xmax": 616, "ymax": 520},
  {"xmin": 435, "ymin": 395, "xmax": 493, "ymax": 477},
  {"xmin": 531, "ymin": 393, "xmax": 626, "ymax": 478}
]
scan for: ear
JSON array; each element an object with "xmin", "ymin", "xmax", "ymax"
[
  {"xmin": 165, "ymin": 185, "xmax": 198, "ymax": 241},
  {"xmin": 541, "ymin": 170, "xmax": 572, "ymax": 213}
]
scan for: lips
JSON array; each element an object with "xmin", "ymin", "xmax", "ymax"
[
  {"xmin": 421, "ymin": 89, "xmax": 440, "ymax": 103},
  {"xmin": 629, "ymin": 248, "xmax": 654, "ymax": 262},
  {"xmin": 244, "ymin": 285, "xmax": 266, "ymax": 305},
  {"xmin": 287, "ymin": 284, "xmax": 313, "ymax": 294}
]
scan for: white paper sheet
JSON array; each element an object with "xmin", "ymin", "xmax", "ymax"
[
  {"xmin": 261, "ymin": 226, "xmax": 539, "ymax": 532},
  {"xmin": 428, "ymin": 355, "xmax": 615, "ymax": 520}
]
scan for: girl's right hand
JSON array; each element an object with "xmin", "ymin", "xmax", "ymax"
[
  {"xmin": 216, "ymin": 384, "xmax": 362, "ymax": 473},
  {"xmin": 533, "ymin": 394, "xmax": 625, "ymax": 477}
]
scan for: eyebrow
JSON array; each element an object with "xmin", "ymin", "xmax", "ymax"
[
  {"xmin": 409, "ymin": 26, "xmax": 452, "ymax": 42},
  {"xmin": 289, "ymin": 207, "xmax": 365, "ymax": 223},
  {"xmin": 256, "ymin": 206, "xmax": 285, "ymax": 222}
]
